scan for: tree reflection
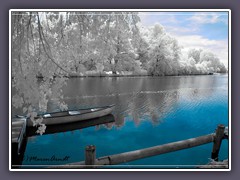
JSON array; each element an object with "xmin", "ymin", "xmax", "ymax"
[
  {"xmin": 14, "ymin": 76, "xmax": 221, "ymax": 131},
  {"xmin": 111, "ymin": 76, "xmax": 218, "ymax": 128},
  {"xmin": 111, "ymin": 76, "xmax": 182, "ymax": 127}
]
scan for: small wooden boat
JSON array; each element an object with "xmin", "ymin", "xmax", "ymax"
[
  {"xmin": 26, "ymin": 104, "xmax": 115, "ymax": 127},
  {"xmin": 27, "ymin": 114, "xmax": 115, "ymax": 137}
]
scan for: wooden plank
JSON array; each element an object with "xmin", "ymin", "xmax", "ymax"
[
  {"xmin": 11, "ymin": 118, "xmax": 27, "ymax": 155},
  {"xmin": 12, "ymin": 133, "xmax": 19, "ymax": 139},
  {"xmin": 12, "ymin": 130, "xmax": 21, "ymax": 134},
  {"xmin": 12, "ymin": 120, "xmax": 25, "ymax": 126},
  {"xmin": 12, "ymin": 127, "xmax": 22, "ymax": 130},
  {"xmin": 12, "ymin": 137, "xmax": 18, "ymax": 143}
]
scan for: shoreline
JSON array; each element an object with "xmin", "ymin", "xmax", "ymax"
[{"xmin": 37, "ymin": 72, "xmax": 228, "ymax": 79}]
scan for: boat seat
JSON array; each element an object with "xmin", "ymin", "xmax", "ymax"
[
  {"xmin": 43, "ymin": 114, "xmax": 51, "ymax": 118},
  {"xmin": 45, "ymin": 112, "xmax": 69, "ymax": 117},
  {"xmin": 69, "ymin": 111, "xmax": 81, "ymax": 115}
]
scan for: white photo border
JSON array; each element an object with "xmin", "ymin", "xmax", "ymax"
[{"xmin": 9, "ymin": 9, "xmax": 231, "ymax": 172}]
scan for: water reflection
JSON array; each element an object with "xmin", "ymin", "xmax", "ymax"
[
  {"xmin": 12, "ymin": 75, "xmax": 222, "ymax": 128},
  {"xmin": 19, "ymin": 75, "xmax": 228, "ymax": 167},
  {"xmin": 50, "ymin": 75, "xmax": 221, "ymax": 129}
]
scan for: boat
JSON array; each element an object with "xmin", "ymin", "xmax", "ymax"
[
  {"xmin": 27, "ymin": 114, "xmax": 115, "ymax": 137},
  {"xmin": 25, "ymin": 104, "xmax": 115, "ymax": 127}
]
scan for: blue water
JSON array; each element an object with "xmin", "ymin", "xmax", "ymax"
[{"xmin": 21, "ymin": 75, "xmax": 229, "ymax": 168}]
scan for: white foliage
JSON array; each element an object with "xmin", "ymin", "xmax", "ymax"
[
  {"xmin": 12, "ymin": 94, "xmax": 24, "ymax": 108},
  {"xmin": 59, "ymin": 102, "xmax": 68, "ymax": 111},
  {"xmin": 140, "ymin": 23, "xmax": 181, "ymax": 75},
  {"xmin": 188, "ymin": 57, "xmax": 196, "ymax": 66},
  {"xmin": 36, "ymin": 123, "xmax": 46, "ymax": 135},
  {"xmin": 180, "ymin": 48, "xmax": 227, "ymax": 74},
  {"xmin": 95, "ymin": 63, "xmax": 104, "ymax": 72}
]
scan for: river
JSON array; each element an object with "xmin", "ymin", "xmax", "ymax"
[{"xmin": 20, "ymin": 75, "xmax": 229, "ymax": 168}]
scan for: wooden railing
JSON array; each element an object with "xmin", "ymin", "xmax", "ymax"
[{"xmin": 51, "ymin": 124, "xmax": 228, "ymax": 169}]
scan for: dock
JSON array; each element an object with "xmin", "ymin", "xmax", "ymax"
[{"xmin": 11, "ymin": 117, "xmax": 27, "ymax": 167}]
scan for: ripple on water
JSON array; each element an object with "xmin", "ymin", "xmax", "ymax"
[{"xmin": 21, "ymin": 76, "xmax": 229, "ymax": 167}]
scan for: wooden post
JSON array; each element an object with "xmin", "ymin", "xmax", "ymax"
[
  {"xmin": 211, "ymin": 124, "xmax": 225, "ymax": 161},
  {"xmin": 85, "ymin": 145, "xmax": 96, "ymax": 166}
]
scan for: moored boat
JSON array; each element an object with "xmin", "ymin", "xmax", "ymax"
[
  {"xmin": 27, "ymin": 114, "xmax": 115, "ymax": 137},
  {"xmin": 26, "ymin": 104, "xmax": 115, "ymax": 127}
]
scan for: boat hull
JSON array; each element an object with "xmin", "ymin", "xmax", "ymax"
[
  {"xmin": 26, "ymin": 105, "xmax": 114, "ymax": 127},
  {"xmin": 27, "ymin": 114, "xmax": 115, "ymax": 137}
]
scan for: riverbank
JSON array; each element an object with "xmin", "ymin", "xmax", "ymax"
[
  {"xmin": 68, "ymin": 73, "xmax": 226, "ymax": 78},
  {"xmin": 38, "ymin": 71, "xmax": 227, "ymax": 78}
]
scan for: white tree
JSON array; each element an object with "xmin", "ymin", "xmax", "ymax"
[
  {"xmin": 11, "ymin": 11, "xmax": 142, "ymax": 134},
  {"xmin": 199, "ymin": 50, "xmax": 226, "ymax": 73},
  {"xmin": 141, "ymin": 23, "xmax": 182, "ymax": 76},
  {"xmin": 188, "ymin": 49, "xmax": 202, "ymax": 63},
  {"xmin": 12, "ymin": 12, "xmax": 70, "ymax": 134},
  {"xmin": 182, "ymin": 48, "xmax": 227, "ymax": 74}
]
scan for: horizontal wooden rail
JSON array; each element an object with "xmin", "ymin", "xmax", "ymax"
[
  {"xmin": 98, "ymin": 134, "xmax": 215, "ymax": 165},
  {"xmin": 50, "ymin": 124, "xmax": 228, "ymax": 169}
]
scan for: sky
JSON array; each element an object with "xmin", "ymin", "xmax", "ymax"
[{"xmin": 139, "ymin": 11, "xmax": 229, "ymax": 66}]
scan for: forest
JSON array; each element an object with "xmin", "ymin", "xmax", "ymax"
[{"xmin": 11, "ymin": 11, "xmax": 228, "ymax": 133}]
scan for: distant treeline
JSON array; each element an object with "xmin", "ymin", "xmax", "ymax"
[{"xmin": 12, "ymin": 12, "xmax": 227, "ymax": 79}]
